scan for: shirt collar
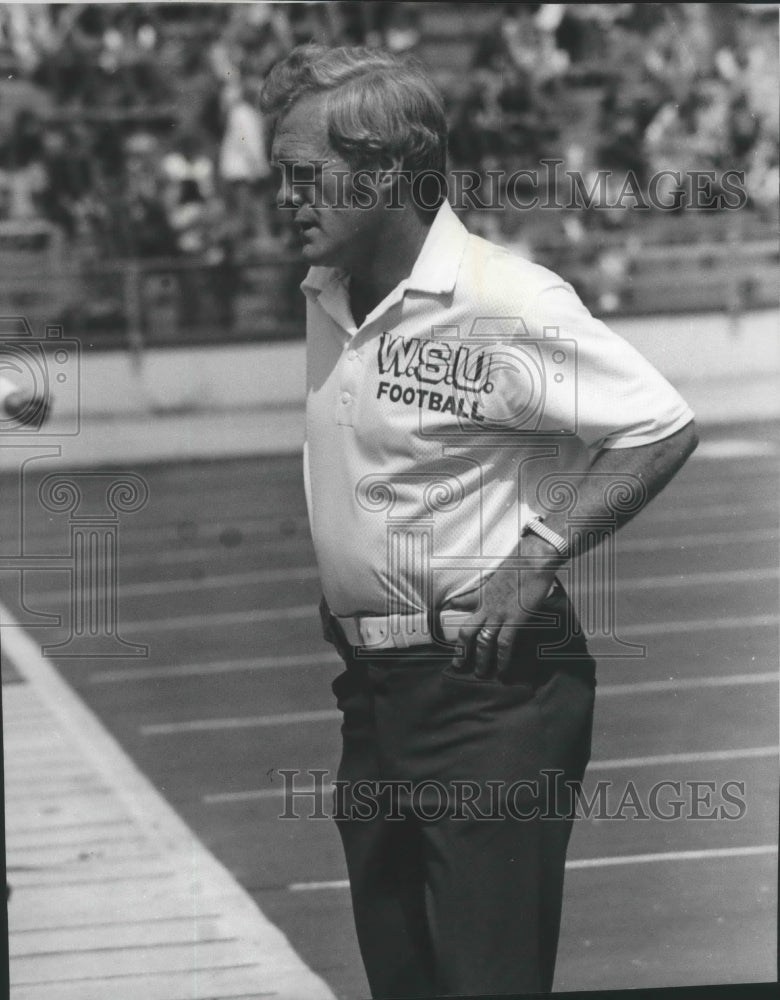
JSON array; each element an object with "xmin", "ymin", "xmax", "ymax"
[
  {"xmin": 300, "ymin": 265, "xmax": 346, "ymax": 297},
  {"xmin": 405, "ymin": 199, "xmax": 469, "ymax": 295},
  {"xmin": 300, "ymin": 200, "xmax": 469, "ymax": 301}
]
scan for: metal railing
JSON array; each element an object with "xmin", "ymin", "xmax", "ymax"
[{"xmin": 1, "ymin": 228, "xmax": 776, "ymax": 351}]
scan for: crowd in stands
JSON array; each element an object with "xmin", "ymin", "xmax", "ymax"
[{"xmin": 0, "ymin": 3, "xmax": 777, "ymax": 321}]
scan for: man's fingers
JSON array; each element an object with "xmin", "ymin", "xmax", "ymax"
[
  {"xmin": 450, "ymin": 619, "xmax": 483, "ymax": 670},
  {"xmin": 473, "ymin": 625, "xmax": 500, "ymax": 678},
  {"xmin": 495, "ymin": 630, "xmax": 517, "ymax": 678}
]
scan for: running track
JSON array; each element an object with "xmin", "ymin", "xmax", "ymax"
[{"xmin": 1, "ymin": 418, "xmax": 777, "ymax": 997}]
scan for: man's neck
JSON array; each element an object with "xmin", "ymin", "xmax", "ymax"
[{"xmin": 348, "ymin": 210, "xmax": 433, "ymax": 326}]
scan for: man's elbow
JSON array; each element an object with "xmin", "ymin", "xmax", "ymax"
[
  {"xmin": 679, "ymin": 419, "xmax": 699, "ymax": 462},
  {"xmin": 662, "ymin": 419, "xmax": 699, "ymax": 478}
]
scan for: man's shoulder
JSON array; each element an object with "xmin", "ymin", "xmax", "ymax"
[{"xmin": 458, "ymin": 232, "xmax": 569, "ymax": 311}]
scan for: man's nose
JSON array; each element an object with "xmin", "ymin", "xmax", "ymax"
[{"xmin": 277, "ymin": 174, "xmax": 306, "ymax": 210}]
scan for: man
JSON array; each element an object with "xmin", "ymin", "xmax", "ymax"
[{"xmin": 262, "ymin": 45, "xmax": 697, "ymax": 999}]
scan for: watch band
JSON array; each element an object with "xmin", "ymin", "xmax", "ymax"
[{"xmin": 522, "ymin": 515, "xmax": 570, "ymax": 558}]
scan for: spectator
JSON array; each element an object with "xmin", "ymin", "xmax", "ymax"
[
  {"xmin": 218, "ymin": 79, "xmax": 274, "ymax": 245},
  {"xmin": 123, "ymin": 132, "xmax": 177, "ymax": 257},
  {"xmin": 39, "ymin": 123, "xmax": 92, "ymax": 240},
  {"xmin": 0, "ymin": 108, "xmax": 47, "ymax": 221},
  {"xmin": 161, "ymin": 128, "xmax": 217, "ymax": 255}
]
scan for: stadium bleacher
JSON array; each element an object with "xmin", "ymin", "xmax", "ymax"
[{"xmin": 0, "ymin": 3, "xmax": 776, "ymax": 347}]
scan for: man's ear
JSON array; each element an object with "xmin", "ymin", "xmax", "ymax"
[{"xmin": 375, "ymin": 154, "xmax": 405, "ymax": 194}]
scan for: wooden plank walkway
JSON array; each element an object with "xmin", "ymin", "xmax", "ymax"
[{"xmin": 3, "ymin": 614, "xmax": 337, "ymax": 1000}]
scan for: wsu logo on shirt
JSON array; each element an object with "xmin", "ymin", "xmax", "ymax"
[
  {"xmin": 375, "ymin": 332, "xmax": 492, "ymax": 422},
  {"xmin": 377, "ymin": 332, "xmax": 491, "ymax": 390}
]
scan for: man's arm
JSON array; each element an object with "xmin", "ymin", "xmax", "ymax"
[{"xmin": 452, "ymin": 419, "xmax": 699, "ymax": 676}]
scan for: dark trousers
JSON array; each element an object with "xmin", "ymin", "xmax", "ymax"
[{"xmin": 329, "ymin": 587, "xmax": 596, "ymax": 998}]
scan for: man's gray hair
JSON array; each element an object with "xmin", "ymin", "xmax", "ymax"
[{"xmin": 260, "ymin": 44, "xmax": 448, "ymax": 179}]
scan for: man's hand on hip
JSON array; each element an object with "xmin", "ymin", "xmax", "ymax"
[
  {"xmin": 447, "ymin": 420, "xmax": 699, "ymax": 678},
  {"xmin": 449, "ymin": 558, "xmax": 560, "ymax": 678}
]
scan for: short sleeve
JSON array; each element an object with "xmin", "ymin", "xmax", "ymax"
[{"xmin": 519, "ymin": 283, "xmax": 695, "ymax": 449}]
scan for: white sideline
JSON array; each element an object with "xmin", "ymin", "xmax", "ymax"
[
  {"xmin": 0, "ymin": 599, "xmax": 337, "ymax": 1000},
  {"xmin": 92, "ymin": 604, "xmax": 780, "ymax": 639},
  {"xmin": 9, "ymin": 496, "xmax": 777, "ymax": 557},
  {"xmin": 142, "ymin": 673, "xmax": 778, "ymax": 738},
  {"xmin": 287, "ymin": 845, "xmax": 779, "ymax": 892},
  {"xmin": 202, "ymin": 745, "xmax": 779, "ymax": 805},
  {"xmin": 12, "ymin": 525, "xmax": 773, "ymax": 584},
  {"xmin": 28, "ymin": 562, "xmax": 779, "ymax": 606},
  {"xmin": 89, "ymin": 654, "xmax": 777, "ymax": 685}
]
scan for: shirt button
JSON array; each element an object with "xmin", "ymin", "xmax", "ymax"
[
  {"xmin": 341, "ymin": 392, "xmax": 351, "ymax": 404},
  {"xmin": 347, "ymin": 350, "xmax": 357, "ymax": 361}
]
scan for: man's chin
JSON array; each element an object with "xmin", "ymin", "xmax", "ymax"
[
  {"xmin": 299, "ymin": 243, "xmax": 322, "ymax": 263},
  {"xmin": 299, "ymin": 241, "xmax": 340, "ymax": 267}
]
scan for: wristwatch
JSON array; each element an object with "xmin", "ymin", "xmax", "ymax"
[{"xmin": 522, "ymin": 512, "xmax": 570, "ymax": 558}]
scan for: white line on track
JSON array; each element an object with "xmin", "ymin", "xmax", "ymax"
[
  {"xmin": 287, "ymin": 845, "xmax": 779, "ymax": 891},
  {"xmin": 587, "ymin": 745, "xmax": 779, "ymax": 770},
  {"xmin": 122, "ymin": 604, "xmax": 316, "ymax": 632},
  {"xmin": 204, "ymin": 788, "xmax": 306, "ymax": 805},
  {"xmin": 141, "ymin": 709, "xmax": 341, "ymax": 736},
  {"xmin": 565, "ymin": 845, "xmax": 779, "ymax": 868},
  {"xmin": 7, "ymin": 528, "xmax": 779, "ymax": 588},
  {"xmin": 92, "ymin": 564, "xmax": 780, "ymax": 634},
  {"xmin": 102, "ymin": 607, "xmax": 780, "ymax": 637},
  {"xmin": 32, "ymin": 566, "xmax": 322, "ymax": 603},
  {"xmin": 612, "ymin": 566, "xmax": 778, "ymax": 590},
  {"xmin": 694, "ymin": 439, "xmax": 779, "ymax": 459},
  {"xmin": 620, "ymin": 614, "xmax": 779, "ymax": 636},
  {"xmin": 137, "ymin": 523, "xmax": 775, "ymax": 559},
  {"xmin": 201, "ymin": 745, "xmax": 779, "ymax": 805},
  {"xmin": 10, "ymin": 527, "xmax": 770, "ymax": 584},
  {"xmin": 146, "ymin": 666, "xmax": 776, "ymax": 737},
  {"xmin": 641, "ymin": 501, "xmax": 775, "ymax": 523},
  {"xmin": 11, "ymin": 496, "xmax": 773, "ymax": 553},
  {"xmin": 92, "ymin": 636, "xmax": 775, "ymax": 688},
  {"xmin": 596, "ymin": 672, "xmax": 778, "ymax": 696},
  {"xmin": 25, "ymin": 562, "xmax": 779, "ymax": 606},
  {"xmin": 616, "ymin": 527, "xmax": 778, "ymax": 553},
  {"xmin": 90, "ymin": 652, "xmax": 342, "ymax": 684},
  {"xmin": 112, "ymin": 536, "xmax": 315, "ymax": 568}
]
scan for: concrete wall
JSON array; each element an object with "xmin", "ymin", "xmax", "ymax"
[
  {"xmin": 48, "ymin": 309, "xmax": 780, "ymax": 420},
  {"xmin": 1, "ymin": 310, "xmax": 775, "ymax": 469},
  {"xmin": 74, "ymin": 341, "xmax": 307, "ymax": 417}
]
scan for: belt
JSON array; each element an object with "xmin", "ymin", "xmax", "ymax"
[
  {"xmin": 331, "ymin": 581, "xmax": 560, "ymax": 651},
  {"xmin": 332, "ymin": 609, "xmax": 473, "ymax": 650}
]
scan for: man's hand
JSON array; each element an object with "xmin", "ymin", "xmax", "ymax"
[
  {"xmin": 447, "ymin": 420, "xmax": 699, "ymax": 679},
  {"xmin": 449, "ymin": 556, "xmax": 561, "ymax": 678}
]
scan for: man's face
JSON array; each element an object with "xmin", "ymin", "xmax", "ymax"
[{"xmin": 270, "ymin": 92, "xmax": 384, "ymax": 270}]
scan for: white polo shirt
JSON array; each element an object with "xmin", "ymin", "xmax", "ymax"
[{"xmin": 302, "ymin": 200, "xmax": 694, "ymax": 618}]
